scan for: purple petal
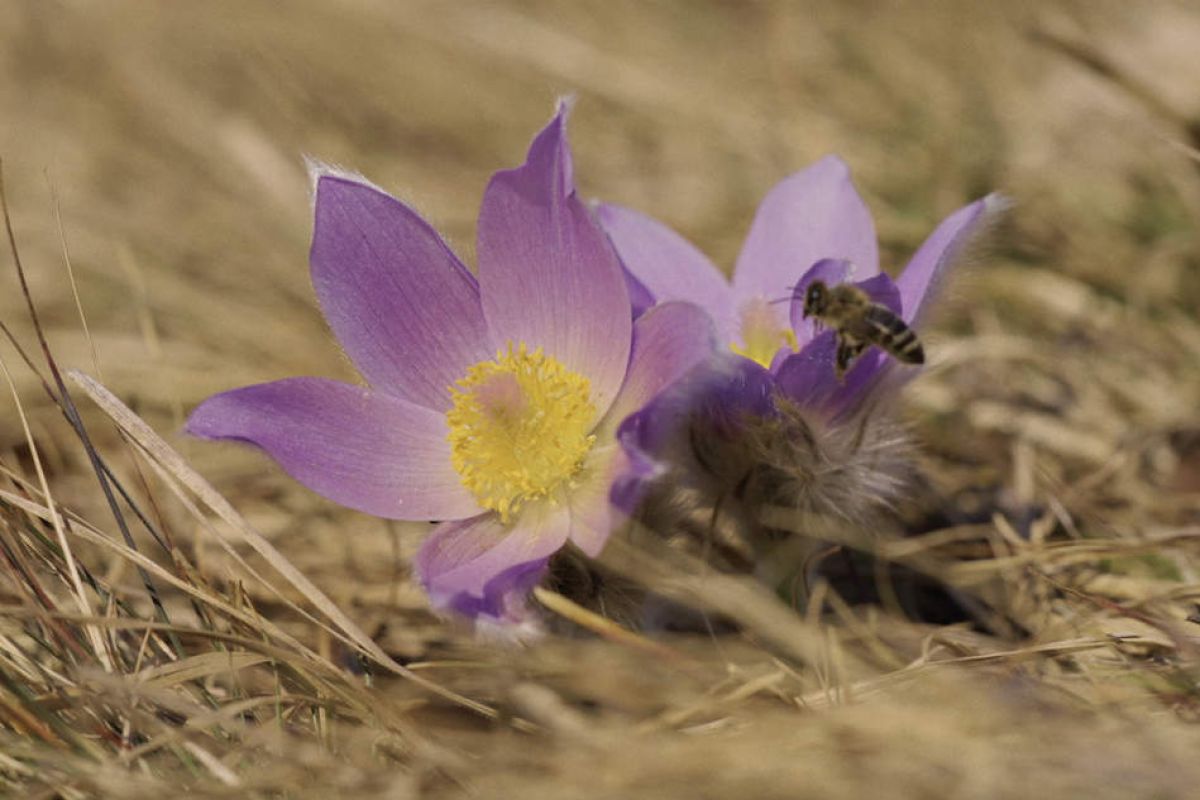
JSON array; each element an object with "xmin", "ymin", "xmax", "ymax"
[
  {"xmin": 612, "ymin": 353, "xmax": 776, "ymax": 515},
  {"xmin": 773, "ymin": 333, "xmax": 844, "ymax": 410},
  {"xmin": 609, "ymin": 430, "xmax": 661, "ymax": 516},
  {"xmin": 788, "ymin": 257, "xmax": 852, "ymax": 344},
  {"xmin": 595, "ymin": 203, "xmax": 737, "ymax": 341},
  {"xmin": 415, "ymin": 504, "xmax": 570, "ymax": 615},
  {"xmin": 597, "ymin": 301, "xmax": 718, "ymax": 439},
  {"xmin": 733, "ymin": 155, "xmax": 879, "ymax": 306},
  {"xmin": 441, "ymin": 554, "xmax": 548, "ymax": 623},
  {"xmin": 774, "ymin": 334, "xmax": 890, "ymax": 415},
  {"xmin": 477, "ymin": 105, "xmax": 631, "ymax": 417},
  {"xmin": 896, "ymin": 194, "xmax": 1007, "ymax": 325},
  {"xmin": 310, "ymin": 173, "xmax": 491, "ymax": 411},
  {"xmin": 186, "ymin": 378, "xmax": 482, "ymax": 520},
  {"xmin": 857, "ymin": 271, "xmax": 903, "ymax": 315},
  {"xmin": 651, "ymin": 353, "xmax": 777, "ymax": 446},
  {"xmin": 567, "ymin": 444, "xmax": 626, "ymax": 557},
  {"xmin": 622, "ymin": 260, "xmax": 656, "ymax": 319}
]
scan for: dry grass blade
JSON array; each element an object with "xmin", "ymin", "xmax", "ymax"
[
  {"xmin": 0, "ymin": 353, "xmax": 110, "ymax": 673},
  {"xmin": 533, "ymin": 586, "xmax": 685, "ymax": 661},
  {"xmin": 133, "ymin": 651, "xmax": 270, "ymax": 688},
  {"xmin": 66, "ymin": 368, "xmax": 496, "ymax": 719}
]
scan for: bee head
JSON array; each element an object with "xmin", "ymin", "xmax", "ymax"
[{"xmin": 802, "ymin": 280, "xmax": 828, "ymax": 318}]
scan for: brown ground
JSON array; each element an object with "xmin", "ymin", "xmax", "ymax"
[{"xmin": 1, "ymin": 1, "xmax": 1200, "ymax": 797}]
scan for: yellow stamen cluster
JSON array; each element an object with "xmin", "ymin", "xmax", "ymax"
[
  {"xmin": 730, "ymin": 296, "xmax": 798, "ymax": 368},
  {"xmin": 447, "ymin": 342, "xmax": 596, "ymax": 523}
]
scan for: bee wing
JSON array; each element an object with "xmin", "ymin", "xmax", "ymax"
[{"xmin": 864, "ymin": 305, "xmax": 924, "ymax": 364}]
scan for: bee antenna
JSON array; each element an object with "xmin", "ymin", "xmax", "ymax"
[{"xmin": 767, "ymin": 283, "xmax": 803, "ymax": 306}]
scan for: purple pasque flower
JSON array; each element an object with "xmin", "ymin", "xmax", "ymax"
[
  {"xmin": 603, "ymin": 159, "xmax": 1004, "ymax": 520},
  {"xmin": 598, "ymin": 156, "xmax": 1005, "ymax": 411},
  {"xmin": 187, "ymin": 105, "xmax": 716, "ymax": 625}
]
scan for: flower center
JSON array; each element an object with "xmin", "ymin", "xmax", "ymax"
[
  {"xmin": 729, "ymin": 296, "xmax": 798, "ymax": 368},
  {"xmin": 447, "ymin": 342, "xmax": 596, "ymax": 523}
]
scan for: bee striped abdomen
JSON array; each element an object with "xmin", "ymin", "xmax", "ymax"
[{"xmin": 864, "ymin": 306, "xmax": 924, "ymax": 364}]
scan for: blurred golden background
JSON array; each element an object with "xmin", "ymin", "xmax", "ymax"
[{"xmin": 2, "ymin": 1, "xmax": 1200, "ymax": 797}]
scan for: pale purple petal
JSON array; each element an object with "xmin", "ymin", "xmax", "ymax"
[
  {"xmin": 896, "ymin": 194, "xmax": 1006, "ymax": 325},
  {"xmin": 477, "ymin": 106, "xmax": 631, "ymax": 417},
  {"xmin": 788, "ymin": 257, "xmax": 852, "ymax": 344},
  {"xmin": 622, "ymin": 260, "xmax": 656, "ymax": 319},
  {"xmin": 596, "ymin": 203, "xmax": 737, "ymax": 341},
  {"xmin": 415, "ymin": 504, "xmax": 570, "ymax": 615},
  {"xmin": 596, "ymin": 301, "xmax": 718, "ymax": 439},
  {"xmin": 733, "ymin": 156, "xmax": 879, "ymax": 305},
  {"xmin": 186, "ymin": 377, "xmax": 481, "ymax": 520},
  {"xmin": 568, "ymin": 444, "xmax": 626, "ymax": 557},
  {"xmin": 311, "ymin": 174, "xmax": 491, "ymax": 411}
]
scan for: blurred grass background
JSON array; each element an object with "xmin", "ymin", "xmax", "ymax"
[{"xmin": 1, "ymin": 1, "xmax": 1200, "ymax": 797}]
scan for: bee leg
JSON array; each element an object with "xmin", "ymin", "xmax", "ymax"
[{"xmin": 835, "ymin": 338, "xmax": 866, "ymax": 379}]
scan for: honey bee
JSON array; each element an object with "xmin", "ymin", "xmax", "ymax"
[{"xmin": 801, "ymin": 280, "xmax": 924, "ymax": 377}]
